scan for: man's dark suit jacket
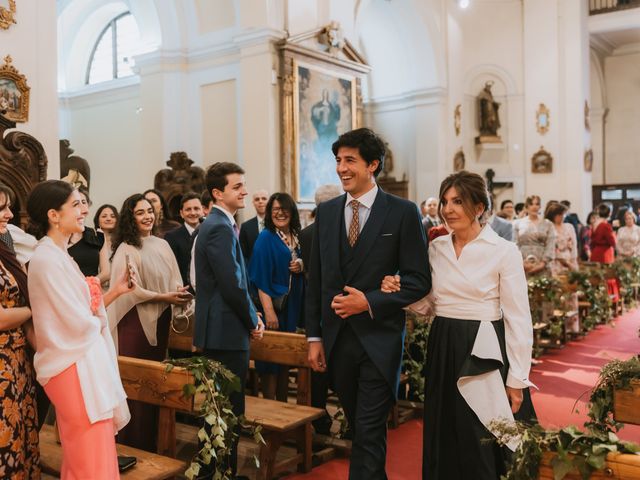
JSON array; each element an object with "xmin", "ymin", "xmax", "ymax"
[
  {"xmin": 305, "ymin": 189, "xmax": 431, "ymax": 395},
  {"xmin": 164, "ymin": 224, "xmax": 192, "ymax": 287},
  {"xmin": 193, "ymin": 208, "xmax": 259, "ymax": 350},
  {"xmin": 299, "ymin": 223, "xmax": 314, "ymax": 281},
  {"xmin": 239, "ymin": 216, "xmax": 260, "ymax": 262}
]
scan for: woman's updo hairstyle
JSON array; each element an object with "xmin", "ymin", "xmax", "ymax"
[
  {"xmin": 438, "ymin": 170, "xmax": 491, "ymax": 225},
  {"xmin": 26, "ymin": 180, "xmax": 75, "ymax": 239}
]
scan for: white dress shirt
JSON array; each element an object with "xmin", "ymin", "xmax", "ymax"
[
  {"xmin": 429, "ymin": 225, "xmax": 535, "ymax": 451},
  {"xmin": 344, "ymin": 184, "xmax": 378, "ymax": 234}
]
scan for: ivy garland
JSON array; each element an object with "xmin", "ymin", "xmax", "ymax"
[
  {"xmin": 527, "ymin": 275, "xmax": 565, "ymax": 343},
  {"xmin": 402, "ymin": 310, "xmax": 431, "ymax": 402},
  {"xmin": 165, "ymin": 357, "xmax": 264, "ymax": 480},
  {"xmin": 568, "ymin": 268, "xmax": 611, "ymax": 331},
  {"xmin": 493, "ymin": 356, "xmax": 640, "ymax": 480},
  {"xmin": 611, "ymin": 257, "xmax": 640, "ymax": 308}
]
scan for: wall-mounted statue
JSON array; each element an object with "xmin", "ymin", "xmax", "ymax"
[
  {"xmin": 154, "ymin": 151, "xmax": 205, "ymax": 219},
  {"xmin": 476, "ymin": 81, "xmax": 502, "ymax": 144},
  {"xmin": 60, "ymin": 139, "xmax": 90, "ymax": 189}
]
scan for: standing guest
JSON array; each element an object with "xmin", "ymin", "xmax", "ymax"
[
  {"xmin": 489, "ymin": 196, "xmax": 513, "ymax": 241},
  {"xmin": 382, "ymin": 171, "xmax": 536, "ymax": 480},
  {"xmin": 560, "ymin": 200, "xmax": 581, "ymax": 236},
  {"xmin": 27, "ymin": 180, "xmax": 131, "ymax": 479},
  {"xmin": 188, "ymin": 190, "xmax": 215, "ymax": 291},
  {"xmin": 239, "ymin": 189, "xmax": 269, "ymax": 262},
  {"xmin": 68, "ymin": 187, "xmax": 109, "ymax": 285},
  {"xmin": 93, "ymin": 204, "xmax": 119, "ymax": 288},
  {"xmin": 422, "ymin": 197, "xmax": 440, "ymax": 236},
  {"xmin": 591, "ymin": 203, "xmax": 616, "ymax": 263},
  {"xmin": 579, "ymin": 212, "xmax": 596, "ymax": 261},
  {"xmin": 419, "ymin": 200, "xmax": 428, "ymax": 218},
  {"xmin": 515, "ymin": 202, "xmax": 526, "ymax": 219},
  {"xmin": 298, "ymin": 184, "xmax": 342, "ymax": 435},
  {"xmin": 616, "ymin": 210, "xmax": 640, "ymax": 258},
  {"xmin": 165, "ymin": 192, "xmax": 203, "ymax": 288},
  {"xmin": 0, "ymin": 182, "xmax": 40, "ymax": 479},
  {"xmin": 193, "ymin": 162, "xmax": 265, "ymax": 478},
  {"xmin": 306, "ymin": 128, "xmax": 431, "ymax": 479},
  {"xmin": 143, "ymin": 188, "xmax": 180, "ymax": 238},
  {"xmin": 514, "ymin": 195, "xmax": 555, "ymax": 276},
  {"xmin": 107, "ymin": 194, "xmax": 191, "ymax": 452},
  {"xmin": 249, "ymin": 193, "xmax": 304, "ymax": 401},
  {"xmin": 500, "ymin": 199, "xmax": 515, "ymax": 221},
  {"xmin": 201, "ymin": 190, "xmax": 214, "ymax": 217}
]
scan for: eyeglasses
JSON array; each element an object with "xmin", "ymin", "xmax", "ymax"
[{"xmin": 272, "ymin": 207, "xmax": 289, "ymax": 214}]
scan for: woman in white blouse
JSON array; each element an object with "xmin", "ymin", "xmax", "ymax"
[
  {"xmin": 382, "ymin": 171, "xmax": 535, "ymax": 480},
  {"xmin": 107, "ymin": 193, "xmax": 190, "ymax": 452},
  {"xmin": 616, "ymin": 210, "xmax": 640, "ymax": 258},
  {"xmin": 27, "ymin": 180, "xmax": 132, "ymax": 479}
]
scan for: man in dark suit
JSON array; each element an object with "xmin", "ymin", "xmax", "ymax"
[
  {"xmin": 561, "ymin": 200, "xmax": 582, "ymax": 236},
  {"xmin": 306, "ymin": 128, "xmax": 431, "ymax": 479},
  {"xmin": 165, "ymin": 192, "xmax": 203, "ymax": 288},
  {"xmin": 421, "ymin": 196, "xmax": 440, "ymax": 237},
  {"xmin": 193, "ymin": 162, "xmax": 264, "ymax": 479},
  {"xmin": 239, "ymin": 189, "xmax": 269, "ymax": 262}
]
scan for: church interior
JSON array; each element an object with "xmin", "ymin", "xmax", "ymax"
[{"xmin": 2, "ymin": 1, "xmax": 640, "ymax": 479}]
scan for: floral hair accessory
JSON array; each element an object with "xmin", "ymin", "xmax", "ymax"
[{"xmin": 85, "ymin": 276, "xmax": 103, "ymax": 315}]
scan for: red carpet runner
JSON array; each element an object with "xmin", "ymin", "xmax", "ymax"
[{"xmin": 286, "ymin": 310, "xmax": 640, "ymax": 479}]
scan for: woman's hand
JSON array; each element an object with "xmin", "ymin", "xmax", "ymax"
[
  {"xmin": 161, "ymin": 287, "xmax": 193, "ymax": 306},
  {"xmin": 506, "ymin": 386, "xmax": 523, "ymax": 414},
  {"xmin": 289, "ymin": 259, "xmax": 303, "ymax": 274},
  {"xmin": 102, "ymin": 268, "xmax": 137, "ymax": 308},
  {"xmin": 264, "ymin": 309, "xmax": 279, "ymax": 330},
  {"xmin": 381, "ymin": 275, "xmax": 401, "ymax": 293}
]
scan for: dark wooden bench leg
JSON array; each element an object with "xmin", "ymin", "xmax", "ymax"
[
  {"xmin": 157, "ymin": 407, "xmax": 176, "ymax": 458},
  {"xmin": 296, "ymin": 423, "xmax": 313, "ymax": 473},
  {"xmin": 258, "ymin": 431, "xmax": 283, "ymax": 480}
]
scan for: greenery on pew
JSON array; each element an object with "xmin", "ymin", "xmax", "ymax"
[
  {"xmin": 611, "ymin": 257, "xmax": 640, "ymax": 308},
  {"xmin": 402, "ymin": 310, "xmax": 431, "ymax": 402},
  {"xmin": 568, "ymin": 269, "xmax": 611, "ymax": 330},
  {"xmin": 527, "ymin": 275, "xmax": 565, "ymax": 341},
  {"xmin": 165, "ymin": 357, "xmax": 265, "ymax": 480},
  {"xmin": 492, "ymin": 356, "xmax": 640, "ymax": 480}
]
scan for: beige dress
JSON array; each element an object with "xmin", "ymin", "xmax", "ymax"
[{"xmin": 616, "ymin": 224, "xmax": 640, "ymax": 258}]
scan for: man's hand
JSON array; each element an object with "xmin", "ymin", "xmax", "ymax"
[
  {"xmin": 331, "ymin": 286, "xmax": 369, "ymax": 319},
  {"xmin": 251, "ymin": 318, "xmax": 265, "ymax": 340},
  {"xmin": 506, "ymin": 386, "xmax": 523, "ymax": 414},
  {"xmin": 381, "ymin": 275, "xmax": 401, "ymax": 293},
  {"xmin": 264, "ymin": 310, "xmax": 279, "ymax": 330},
  {"xmin": 308, "ymin": 341, "xmax": 327, "ymax": 372}
]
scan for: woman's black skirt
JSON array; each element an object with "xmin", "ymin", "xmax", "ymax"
[{"xmin": 422, "ymin": 316, "xmax": 536, "ymax": 480}]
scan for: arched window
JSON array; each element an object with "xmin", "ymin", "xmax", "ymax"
[{"xmin": 86, "ymin": 12, "xmax": 141, "ymax": 85}]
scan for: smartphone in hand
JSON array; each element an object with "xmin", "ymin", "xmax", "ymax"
[{"xmin": 125, "ymin": 254, "xmax": 133, "ymax": 288}]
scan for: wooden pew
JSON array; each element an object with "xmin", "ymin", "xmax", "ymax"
[
  {"xmin": 614, "ymin": 379, "xmax": 640, "ymax": 425},
  {"xmin": 39, "ymin": 424, "xmax": 185, "ymax": 480},
  {"xmin": 119, "ymin": 350, "xmax": 323, "ymax": 480},
  {"xmin": 539, "ymin": 451, "xmax": 640, "ymax": 479}
]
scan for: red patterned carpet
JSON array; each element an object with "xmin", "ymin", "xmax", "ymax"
[{"xmin": 286, "ymin": 310, "xmax": 640, "ymax": 479}]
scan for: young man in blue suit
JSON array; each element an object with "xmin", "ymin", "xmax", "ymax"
[
  {"xmin": 306, "ymin": 128, "xmax": 431, "ymax": 479},
  {"xmin": 193, "ymin": 162, "xmax": 264, "ymax": 479}
]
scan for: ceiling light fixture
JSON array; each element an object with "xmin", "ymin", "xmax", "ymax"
[{"xmin": 458, "ymin": 0, "xmax": 470, "ymax": 9}]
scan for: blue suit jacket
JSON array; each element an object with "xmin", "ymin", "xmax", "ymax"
[
  {"xmin": 305, "ymin": 189, "xmax": 431, "ymax": 395},
  {"xmin": 490, "ymin": 215, "xmax": 514, "ymax": 241},
  {"xmin": 193, "ymin": 208, "xmax": 259, "ymax": 350}
]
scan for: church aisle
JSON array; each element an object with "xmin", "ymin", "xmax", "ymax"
[{"xmin": 286, "ymin": 309, "xmax": 640, "ymax": 479}]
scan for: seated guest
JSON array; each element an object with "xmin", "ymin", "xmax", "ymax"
[
  {"xmin": 240, "ymin": 189, "xmax": 269, "ymax": 262},
  {"xmin": 616, "ymin": 210, "xmax": 640, "ymax": 258},
  {"xmin": 143, "ymin": 188, "xmax": 180, "ymax": 238},
  {"xmin": 0, "ymin": 182, "xmax": 40, "ymax": 478},
  {"xmin": 165, "ymin": 192, "xmax": 203, "ymax": 288},
  {"xmin": 107, "ymin": 193, "xmax": 191, "ymax": 452},
  {"xmin": 68, "ymin": 187, "xmax": 109, "ymax": 284},
  {"xmin": 27, "ymin": 180, "xmax": 131, "ymax": 479},
  {"xmin": 248, "ymin": 193, "xmax": 304, "ymax": 401}
]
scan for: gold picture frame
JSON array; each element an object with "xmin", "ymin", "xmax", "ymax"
[
  {"xmin": 531, "ymin": 146, "xmax": 553, "ymax": 174},
  {"xmin": 454, "ymin": 104, "xmax": 461, "ymax": 136},
  {"xmin": 0, "ymin": 55, "xmax": 30, "ymax": 123},
  {"xmin": 584, "ymin": 148, "xmax": 593, "ymax": 173},
  {"xmin": 279, "ymin": 24, "xmax": 370, "ymax": 202},
  {"xmin": 453, "ymin": 148, "xmax": 465, "ymax": 172},
  {"xmin": 0, "ymin": 0, "xmax": 16, "ymax": 30},
  {"xmin": 536, "ymin": 103, "xmax": 550, "ymax": 135}
]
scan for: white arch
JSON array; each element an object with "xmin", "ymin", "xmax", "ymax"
[{"xmin": 462, "ymin": 64, "xmax": 518, "ymax": 97}]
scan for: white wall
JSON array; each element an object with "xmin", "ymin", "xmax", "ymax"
[{"xmin": 2, "ymin": 0, "xmax": 59, "ymax": 177}]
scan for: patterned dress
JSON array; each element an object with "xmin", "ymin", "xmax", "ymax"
[{"xmin": 0, "ymin": 262, "xmax": 40, "ymax": 479}]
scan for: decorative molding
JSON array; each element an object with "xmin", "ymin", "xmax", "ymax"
[
  {"xmin": 58, "ymin": 78, "xmax": 139, "ymax": 109},
  {"xmin": 363, "ymin": 87, "xmax": 448, "ymax": 114},
  {"xmin": 0, "ymin": 0, "xmax": 16, "ymax": 30}
]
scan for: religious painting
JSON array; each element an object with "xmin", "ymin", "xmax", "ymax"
[
  {"xmin": 531, "ymin": 146, "xmax": 553, "ymax": 174},
  {"xmin": 294, "ymin": 61, "xmax": 356, "ymax": 202},
  {"xmin": 536, "ymin": 103, "xmax": 550, "ymax": 135},
  {"xmin": 453, "ymin": 148, "xmax": 465, "ymax": 172},
  {"xmin": 279, "ymin": 24, "xmax": 369, "ymax": 202},
  {"xmin": 0, "ymin": 0, "xmax": 16, "ymax": 30},
  {"xmin": 0, "ymin": 55, "xmax": 30, "ymax": 123}
]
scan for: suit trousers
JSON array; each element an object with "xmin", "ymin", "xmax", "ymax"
[
  {"xmin": 200, "ymin": 348, "xmax": 250, "ymax": 478},
  {"xmin": 330, "ymin": 324, "xmax": 394, "ymax": 480}
]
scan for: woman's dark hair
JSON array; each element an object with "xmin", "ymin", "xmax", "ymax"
[
  {"xmin": 77, "ymin": 185, "xmax": 92, "ymax": 206},
  {"xmin": 143, "ymin": 188, "xmax": 171, "ymax": 222},
  {"xmin": 26, "ymin": 180, "xmax": 75, "ymax": 239},
  {"xmin": 500, "ymin": 199, "xmax": 513, "ymax": 210},
  {"xmin": 264, "ymin": 192, "xmax": 301, "ymax": 236},
  {"xmin": 331, "ymin": 128, "xmax": 386, "ymax": 178},
  {"xmin": 596, "ymin": 202, "xmax": 611, "ymax": 219},
  {"xmin": 515, "ymin": 202, "xmax": 525, "ymax": 215},
  {"xmin": 544, "ymin": 201, "xmax": 567, "ymax": 222},
  {"xmin": 93, "ymin": 204, "xmax": 119, "ymax": 230},
  {"xmin": 111, "ymin": 194, "xmax": 156, "ymax": 254},
  {"xmin": 0, "ymin": 182, "xmax": 14, "ymax": 206},
  {"xmin": 437, "ymin": 171, "xmax": 490, "ymax": 225},
  {"xmin": 586, "ymin": 211, "xmax": 596, "ymax": 226},
  {"xmin": 0, "ymin": 182, "xmax": 28, "ymax": 305}
]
